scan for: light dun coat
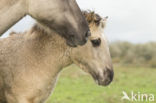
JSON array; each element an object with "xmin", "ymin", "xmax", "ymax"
[
  {"xmin": 0, "ymin": 11, "xmax": 113, "ymax": 103},
  {"xmin": 0, "ymin": 0, "xmax": 90, "ymax": 46}
]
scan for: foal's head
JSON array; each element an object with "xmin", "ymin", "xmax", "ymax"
[{"xmin": 71, "ymin": 11, "xmax": 113, "ymax": 86}]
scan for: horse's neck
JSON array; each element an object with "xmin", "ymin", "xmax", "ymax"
[{"xmin": 0, "ymin": 0, "xmax": 27, "ymax": 35}]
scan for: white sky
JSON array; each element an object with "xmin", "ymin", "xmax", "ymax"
[{"xmin": 2, "ymin": 0, "xmax": 156, "ymax": 43}]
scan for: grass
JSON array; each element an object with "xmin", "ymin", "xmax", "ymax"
[{"xmin": 46, "ymin": 65, "xmax": 156, "ymax": 103}]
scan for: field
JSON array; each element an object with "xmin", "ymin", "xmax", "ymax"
[{"xmin": 46, "ymin": 65, "xmax": 156, "ymax": 103}]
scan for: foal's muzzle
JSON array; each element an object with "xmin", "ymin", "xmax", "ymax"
[
  {"xmin": 99, "ymin": 68, "xmax": 114, "ymax": 86},
  {"xmin": 93, "ymin": 68, "xmax": 114, "ymax": 86}
]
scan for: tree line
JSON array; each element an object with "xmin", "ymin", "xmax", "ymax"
[{"xmin": 109, "ymin": 41, "xmax": 156, "ymax": 68}]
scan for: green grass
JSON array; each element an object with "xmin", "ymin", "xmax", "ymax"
[{"xmin": 46, "ymin": 65, "xmax": 156, "ymax": 103}]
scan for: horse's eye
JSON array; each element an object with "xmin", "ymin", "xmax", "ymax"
[{"xmin": 91, "ymin": 38, "xmax": 101, "ymax": 47}]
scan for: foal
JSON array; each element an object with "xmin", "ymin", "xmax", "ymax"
[{"xmin": 0, "ymin": 11, "xmax": 113, "ymax": 103}]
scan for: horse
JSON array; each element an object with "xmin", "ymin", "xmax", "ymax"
[
  {"xmin": 0, "ymin": 0, "xmax": 90, "ymax": 47},
  {"xmin": 0, "ymin": 11, "xmax": 113, "ymax": 103}
]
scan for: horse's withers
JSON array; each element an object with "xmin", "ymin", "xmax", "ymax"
[{"xmin": 28, "ymin": 0, "xmax": 90, "ymax": 47}]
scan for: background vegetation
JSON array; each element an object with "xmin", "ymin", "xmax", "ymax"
[
  {"xmin": 110, "ymin": 41, "xmax": 156, "ymax": 67},
  {"xmin": 46, "ymin": 41, "xmax": 156, "ymax": 103}
]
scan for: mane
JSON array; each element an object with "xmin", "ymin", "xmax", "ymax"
[
  {"xmin": 8, "ymin": 24, "xmax": 50, "ymax": 38},
  {"xmin": 82, "ymin": 10, "xmax": 102, "ymax": 26},
  {"xmin": 9, "ymin": 31, "xmax": 27, "ymax": 37}
]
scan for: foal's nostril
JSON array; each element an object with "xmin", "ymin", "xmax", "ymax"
[{"xmin": 106, "ymin": 69, "xmax": 114, "ymax": 83}]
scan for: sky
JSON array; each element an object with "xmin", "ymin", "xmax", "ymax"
[{"xmin": 2, "ymin": 0, "xmax": 156, "ymax": 43}]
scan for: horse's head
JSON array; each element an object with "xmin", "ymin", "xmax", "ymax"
[
  {"xmin": 28, "ymin": 0, "xmax": 90, "ymax": 47},
  {"xmin": 71, "ymin": 11, "xmax": 113, "ymax": 86}
]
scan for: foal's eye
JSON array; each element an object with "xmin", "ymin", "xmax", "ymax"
[
  {"xmin": 94, "ymin": 14, "xmax": 102, "ymax": 26},
  {"xmin": 94, "ymin": 20, "xmax": 101, "ymax": 26},
  {"xmin": 91, "ymin": 38, "xmax": 101, "ymax": 47}
]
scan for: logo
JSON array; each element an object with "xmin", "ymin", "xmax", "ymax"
[{"xmin": 122, "ymin": 91, "xmax": 155, "ymax": 102}]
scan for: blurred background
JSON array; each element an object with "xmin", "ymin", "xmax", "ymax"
[{"xmin": 1, "ymin": 0, "xmax": 156, "ymax": 103}]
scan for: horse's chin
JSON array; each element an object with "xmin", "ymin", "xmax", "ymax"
[
  {"xmin": 66, "ymin": 36, "xmax": 87, "ymax": 47},
  {"xmin": 66, "ymin": 41, "xmax": 77, "ymax": 47}
]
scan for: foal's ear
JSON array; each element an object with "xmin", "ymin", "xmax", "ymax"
[
  {"xmin": 101, "ymin": 16, "xmax": 108, "ymax": 28},
  {"xmin": 104, "ymin": 16, "xmax": 108, "ymax": 20}
]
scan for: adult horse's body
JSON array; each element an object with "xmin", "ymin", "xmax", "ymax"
[
  {"xmin": 0, "ymin": 0, "xmax": 90, "ymax": 46},
  {"xmin": 0, "ymin": 11, "xmax": 113, "ymax": 103}
]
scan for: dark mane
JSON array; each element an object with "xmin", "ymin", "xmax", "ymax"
[{"xmin": 30, "ymin": 24, "xmax": 49, "ymax": 35}]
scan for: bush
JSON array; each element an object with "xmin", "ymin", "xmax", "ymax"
[{"xmin": 110, "ymin": 41, "xmax": 156, "ymax": 67}]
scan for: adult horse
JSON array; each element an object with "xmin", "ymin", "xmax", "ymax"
[
  {"xmin": 0, "ymin": 0, "xmax": 90, "ymax": 47},
  {"xmin": 0, "ymin": 11, "xmax": 113, "ymax": 103}
]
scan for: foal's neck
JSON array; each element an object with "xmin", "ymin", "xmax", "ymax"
[
  {"xmin": 25, "ymin": 23, "xmax": 73, "ymax": 69},
  {"xmin": 0, "ymin": 0, "xmax": 27, "ymax": 35},
  {"xmin": 28, "ymin": 23, "xmax": 68, "ymax": 48}
]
